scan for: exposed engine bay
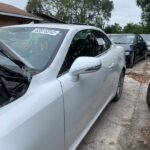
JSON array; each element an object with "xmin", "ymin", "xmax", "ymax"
[{"xmin": 0, "ymin": 66, "xmax": 29, "ymax": 107}]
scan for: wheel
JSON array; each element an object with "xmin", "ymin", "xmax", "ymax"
[
  {"xmin": 113, "ymin": 71, "xmax": 125, "ymax": 102},
  {"xmin": 129, "ymin": 52, "xmax": 134, "ymax": 68},
  {"xmin": 146, "ymin": 84, "xmax": 150, "ymax": 107}
]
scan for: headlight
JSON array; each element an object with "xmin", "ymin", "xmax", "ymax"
[{"xmin": 125, "ymin": 51, "xmax": 130, "ymax": 55}]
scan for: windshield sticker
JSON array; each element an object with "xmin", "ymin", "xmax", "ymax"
[{"xmin": 32, "ymin": 28, "xmax": 60, "ymax": 36}]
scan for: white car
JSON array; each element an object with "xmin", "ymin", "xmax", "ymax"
[{"xmin": 0, "ymin": 24, "xmax": 126, "ymax": 150}]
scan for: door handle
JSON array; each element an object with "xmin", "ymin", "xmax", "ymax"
[{"xmin": 108, "ymin": 63, "xmax": 114, "ymax": 69}]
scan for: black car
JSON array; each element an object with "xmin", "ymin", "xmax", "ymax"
[
  {"xmin": 109, "ymin": 34, "xmax": 147, "ymax": 68},
  {"xmin": 147, "ymin": 84, "xmax": 150, "ymax": 107},
  {"xmin": 141, "ymin": 34, "xmax": 150, "ymax": 55}
]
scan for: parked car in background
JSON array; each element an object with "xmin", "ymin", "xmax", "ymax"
[
  {"xmin": 109, "ymin": 34, "xmax": 147, "ymax": 68},
  {"xmin": 0, "ymin": 24, "xmax": 126, "ymax": 150},
  {"xmin": 141, "ymin": 34, "xmax": 150, "ymax": 55}
]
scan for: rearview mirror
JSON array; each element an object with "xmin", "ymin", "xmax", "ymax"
[{"xmin": 69, "ymin": 57, "xmax": 102, "ymax": 82}]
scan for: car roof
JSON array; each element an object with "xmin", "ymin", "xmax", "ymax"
[{"xmin": 3, "ymin": 23, "xmax": 101, "ymax": 32}]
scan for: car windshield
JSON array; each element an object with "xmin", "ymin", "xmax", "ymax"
[
  {"xmin": 0, "ymin": 27, "xmax": 67, "ymax": 70},
  {"xmin": 110, "ymin": 35, "xmax": 134, "ymax": 44}
]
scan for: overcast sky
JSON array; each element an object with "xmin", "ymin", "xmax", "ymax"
[
  {"xmin": 0, "ymin": 0, "xmax": 142, "ymax": 27},
  {"xmin": 110, "ymin": 0, "xmax": 142, "ymax": 26}
]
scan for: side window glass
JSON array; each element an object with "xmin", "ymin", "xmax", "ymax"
[
  {"xmin": 59, "ymin": 30, "xmax": 98, "ymax": 75},
  {"xmin": 92, "ymin": 30, "xmax": 111, "ymax": 55}
]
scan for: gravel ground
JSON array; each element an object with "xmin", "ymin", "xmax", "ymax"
[{"xmin": 78, "ymin": 58, "xmax": 150, "ymax": 150}]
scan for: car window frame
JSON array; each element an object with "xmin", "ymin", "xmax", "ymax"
[{"xmin": 58, "ymin": 29, "xmax": 112, "ymax": 77}]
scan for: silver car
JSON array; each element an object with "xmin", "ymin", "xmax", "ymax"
[{"xmin": 0, "ymin": 24, "xmax": 126, "ymax": 150}]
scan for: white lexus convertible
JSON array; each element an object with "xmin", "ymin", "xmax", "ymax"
[{"xmin": 0, "ymin": 24, "xmax": 126, "ymax": 150}]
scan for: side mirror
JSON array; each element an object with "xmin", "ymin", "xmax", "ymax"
[{"xmin": 69, "ymin": 57, "xmax": 102, "ymax": 82}]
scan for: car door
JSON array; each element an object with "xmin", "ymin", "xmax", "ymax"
[
  {"xmin": 58, "ymin": 29, "xmax": 116, "ymax": 150},
  {"xmin": 92, "ymin": 30, "xmax": 119, "ymax": 97}
]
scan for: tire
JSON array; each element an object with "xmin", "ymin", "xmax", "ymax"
[
  {"xmin": 129, "ymin": 52, "xmax": 134, "ymax": 68},
  {"xmin": 113, "ymin": 71, "xmax": 125, "ymax": 102},
  {"xmin": 146, "ymin": 84, "xmax": 150, "ymax": 107}
]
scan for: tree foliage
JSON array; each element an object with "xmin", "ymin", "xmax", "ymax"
[
  {"xmin": 137, "ymin": 0, "xmax": 150, "ymax": 27},
  {"xmin": 104, "ymin": 23, "xmax": 150, "ymax": 34},
  {"xmin": 26, "ymin": 0, "xmax": 114, "ymax": 28},
  {"xmin": 26, "ymin": 0, "xmax": 45, "ymax": 14},
  {"xmin": 104, "ymin": 23, "xmax": 122, "ymax": 33},
  {"xmin": 123, "ymin": 23, "xmax": 145, "ymax": 34}
]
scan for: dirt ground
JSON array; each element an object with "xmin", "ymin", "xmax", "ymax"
[{"xmin": 78, "ymin": 58, "xmax": 150, "ymax": 150}]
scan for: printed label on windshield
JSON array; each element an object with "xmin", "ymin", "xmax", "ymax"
[{"xmin": 32, "ymin": 28, "xmax": 60, "ymax": 36}]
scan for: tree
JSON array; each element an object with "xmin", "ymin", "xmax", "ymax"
[
  {"xmin": 26, "ymin": 0, "xmax": 45, "ymax": 14},
  {"xmin": 104, "ymin": 23, "xmax": 122, "ymax": 33},
  {"xmin": 137, "ymin": 0, "xmax": 150, "ymax": 27},
  {"xmin": 104, "ymin": 22, "xmax": 150, "ymax": 34},
  {"xmin": 26, "ymin": 0, "xmax": 114, "ymax": 28},
  {"xmin": 123, "ymin": 23, "xmax": 145, "ymax": 34}
]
